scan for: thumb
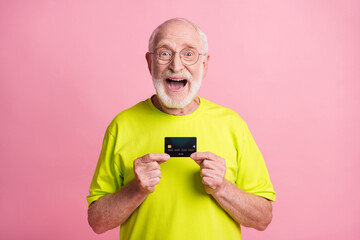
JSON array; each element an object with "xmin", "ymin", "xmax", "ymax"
[{"xmin": 190, "ymin": 153, "xmax": 203, "ymax": 165}]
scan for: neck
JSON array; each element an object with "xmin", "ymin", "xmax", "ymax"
[{"xmin": 151, "ymin": 95, "xmax": 200, "ymax": 116}]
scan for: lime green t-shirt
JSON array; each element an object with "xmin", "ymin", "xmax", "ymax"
[{"xmin": 87, "ymin": 97, "xmax": 276, "ymax": 240}]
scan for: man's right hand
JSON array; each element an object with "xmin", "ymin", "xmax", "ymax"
[
  {"xmin": 88, "ymin": 153, "xmax": 170, "ymax": 233},
  {"xmin": 133, "ymin": 153, "xmax": 170, "ymax": 194}
]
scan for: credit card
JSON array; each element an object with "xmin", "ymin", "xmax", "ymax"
[{"xmin": 165, "ymin": 137, "xmax": 197, "ymax": 157}]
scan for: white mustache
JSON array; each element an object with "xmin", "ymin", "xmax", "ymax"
[
  {"xmin": 151, "ymin": 63, "xmax": 203, "ymax": 109},
  {"xmin": 161, "ymin": 70, "xmax": 193, "ymax": 82}
]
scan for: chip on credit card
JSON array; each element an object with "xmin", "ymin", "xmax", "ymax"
[{"xmin": 165, "ymin": 137, "xmax": 197, "ymax": 157}]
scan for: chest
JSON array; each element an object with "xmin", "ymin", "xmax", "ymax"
[{"xmin": 115, "ymin": 118, "xmax": 239, "ymax": 186}]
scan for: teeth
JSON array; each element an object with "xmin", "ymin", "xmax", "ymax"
[{"xmin": 168, "ymin": 78, "xmax": 186, "ymax": 81}]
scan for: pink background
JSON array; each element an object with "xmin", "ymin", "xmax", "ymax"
[{"xmin": 1, "ymin": 0, "xmax": 359, "ymax": 239}]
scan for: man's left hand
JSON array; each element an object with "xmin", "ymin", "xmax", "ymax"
[{"xmin": 190, "ymin": 152, "xmax": 226, "ymax": 195}]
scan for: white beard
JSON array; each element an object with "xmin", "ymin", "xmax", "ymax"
[{"xmin": 152, "ymin": 65, "xmax": 203, "ymax": 109}]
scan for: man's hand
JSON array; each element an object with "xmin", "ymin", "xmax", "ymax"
[
  {"xmin": 190, "ymin": 152, "xmax": 226, "ymax": 195},
  {"xmin": 133, "ymin": 153, "xmax": 170, "ymax": 194},
  {"xmin": 191, "ymin": 152, "xmax": 273, "ymax": 230},
  {"xmin": 88, "ymin": 153, "xmax": 170, "ymax": 234}
]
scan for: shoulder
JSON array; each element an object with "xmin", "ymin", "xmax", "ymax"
[
  {"xmin": 107, "ymin": 99, "xmax": 150, "ymax": 135},
  {"xmin": 201, "ymin": 97, "xmax": 247, "ymax": 127},
  {"xmin": 113, "ymin": 99, "xmax": 150, "ymax": 120}
]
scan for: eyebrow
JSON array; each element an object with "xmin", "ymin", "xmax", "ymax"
[{"xmin": 155, "ymin": 40, "xmax": 171, "ymax": 48}]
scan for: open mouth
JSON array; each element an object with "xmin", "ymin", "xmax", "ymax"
[{"xmin": 165, "ymin": 78, "xmax": 188, "ymax": 92}]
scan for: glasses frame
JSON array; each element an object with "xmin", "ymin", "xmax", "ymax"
[{"xmin": 149, "ymin": 47, "xmax": 205, "ymax": 66}]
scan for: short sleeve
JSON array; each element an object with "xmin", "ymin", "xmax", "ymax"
[
  {"xmin": 235, "ymin": 121, "xmax": 276, "ymax": 201},
  {"xmin": 86, "ymin": 129, "xmax": 123, "ymax": 205}
]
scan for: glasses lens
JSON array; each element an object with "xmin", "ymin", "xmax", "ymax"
[
  {"xmin": 154, "ymin": 47, "xmax": 200, "ymax": 65},
  {"xmin": 156, "ymin": 48, "xmax": 172, "ymax": 64},
  {"xmin": 180, "ymin": 48, "xmax": 199, "ymax": 65}
]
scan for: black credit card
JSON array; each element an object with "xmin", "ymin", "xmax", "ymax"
[{"xmin": 165, "ymin": 137, "xmax": 197, "ymax": 157}]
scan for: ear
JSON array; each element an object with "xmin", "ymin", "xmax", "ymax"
[
  {"xmin": 202, "ymin": 54, "xmax": 210, "ymax": 78},
  {"xmin": 145, "ymin": 52, "xmax": 152, "ymax": 74}
]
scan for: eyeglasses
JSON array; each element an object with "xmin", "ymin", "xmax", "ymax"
[{"xmin": 149, "ymin": 47, "xmax": 205, "ymax": 66}]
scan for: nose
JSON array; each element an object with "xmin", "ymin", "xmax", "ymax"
[{"xmin": 169, "ymin": 52, "xmax": 185, "ymax": 72}]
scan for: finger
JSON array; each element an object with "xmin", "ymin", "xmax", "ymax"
[
  {"xmin": 148, "ymin": 177, "xmax": 160, "ymax": 186},
  {"xmin": 145, "ymin": 161, "xmax": 161, "ymax": 171},
  {"xmin": 141, "ymin": 153, "xmax": 170, "ymax": 163},
  {"xmin": 190, "ymin": 152, "xmax": 206, "ymax": 165},
  {"xmin": 146, "ymin": 186, "xmax": 156, "ymax": 193},
  {"xmin": 134, "ymin": 161, "xmax": 158, "ymax": 175},
  {"xmin": 202, "ymin": 176, "xmax": 216, "ymax": 189},
  {"xmin": 200, "ymin": 168, "xmax": 212, "ymax": 178},
  {"xmin": 191, "ymin": 152, "xmax": 218, "ymax": 162},
  {"xmin": 193, "ymin": 159, "xmax": 203, "ymax": 166},
  {"xmin": 201, "ymin": 160, "xmax": 219, "ymax": 170},
  {"xmin": 147, "ymin": 169, "xmax": 162, "ymax": 179},
  {"xmin": 201, "ymin": 168, "xmax": 224, "ymax": 179}
]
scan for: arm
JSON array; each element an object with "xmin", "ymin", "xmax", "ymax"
[
  {"xmin": 191, "ymin": 152, "xmax": 273, "ymax": 231},
  {"xmin": 211, "ymin": 180, "xmax": 272, "ymax": 231},
  {"xmin": 88, "ymin": 153, "xmax": 170, "ymax": 234},
  {"xmin": 88, "ymin": 179, "xmax": 147, "ymax": 234}
]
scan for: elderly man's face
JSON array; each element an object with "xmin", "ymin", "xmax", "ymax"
[{"xmin": 146, "ymin": 21, "xmax": 209, "ymax": 109}]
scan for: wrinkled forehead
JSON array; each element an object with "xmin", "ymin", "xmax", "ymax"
[{"xmin": 153, "ymin": 21, "xmax": 202, "ymax": 50}]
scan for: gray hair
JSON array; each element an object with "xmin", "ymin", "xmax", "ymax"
[{"xmin": 148, "ymin": 18, "xmax": 208, "ymax": 54}]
